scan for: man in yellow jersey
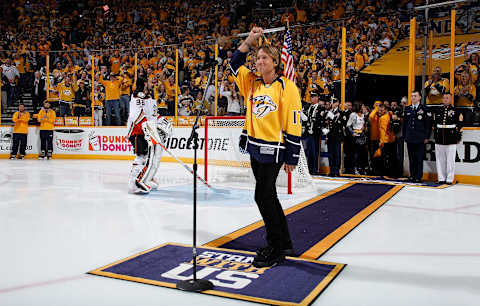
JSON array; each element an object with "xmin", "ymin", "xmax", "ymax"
[
  {"xmin": 10, "ymin": 103, "xmax": 30, "ymax": 160},
  {"xmin": 232, "ymin": 27, "xmax": 302, "ymax": 268},
  {"xmin": 425, "ymin": 66, "xmax": 449, "ymax": 106},
  {"xmin": 56, "ymin": 75, "xmax": 78, "ymax": 117},
  {"xmin": 100, "ymin": 72, "xmax": 122, "ymax": 126},
  {"xmin": 37, "ymin": 101, "xmax": 56, "ymax": 159},
  {"xmin": 377, "ymin": 103, "xmax": 396, "ymax": 177}
]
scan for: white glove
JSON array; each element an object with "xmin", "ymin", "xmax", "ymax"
[
  {"xmin": 157, "ymin": 117, "xmax": 173, "ymax": 139},
  {"xmin": 300, "ymin": 111, "xmax": 308, "ymax": 121},
  {"xmin": 322, "ymin": 128, "xmax": 330, "ymax": 135},
  {"xmin": 326, "ymin": 111, "xmax": 334, "ymax": 120}
]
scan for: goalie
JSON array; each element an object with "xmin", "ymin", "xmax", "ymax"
[{"xmin": 127, "ymin": 90, "xmax": 172, "ymax": 194}]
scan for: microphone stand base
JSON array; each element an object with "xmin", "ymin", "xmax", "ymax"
[{"xmin": 177, "ymin": 279, "xmax": 214, "ymax": 292}]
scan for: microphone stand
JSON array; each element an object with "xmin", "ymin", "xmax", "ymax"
[{"xmin": 177, "ymin": 63, "xmax": 215, "ymax": 292}]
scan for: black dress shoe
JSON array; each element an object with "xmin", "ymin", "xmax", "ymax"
[
  {"xmin": 446, "ymin": 182, "xmax": 453, "ymax": 185},
  {"xmin": 436, "ymin": 181, "xmax": 446, "ymax": 184},
  {"xmin": 414, "ymin": 179, "xmax": 422, "ymax": 183}
]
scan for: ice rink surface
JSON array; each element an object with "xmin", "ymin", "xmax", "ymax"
[{"xmin": 1, "ymin": 159, "xmax": 479, "ymax": 306}]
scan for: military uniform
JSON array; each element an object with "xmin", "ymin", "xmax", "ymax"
[
  {"xmin": 403, "ymin": 103, "xmax": 432, "ymax": 182},
  {"xmin": 324, "ymin": 107, "xmax": 347, "ymax": 176},
  {"xmin": 302, "ymin": 94, "xmax": 324, "ymax": 174},
  {"xmin": 433, "ymin": 105, "xmax": 462, "ymax": 183}
]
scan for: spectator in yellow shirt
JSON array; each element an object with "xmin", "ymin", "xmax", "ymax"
[
  {"xmin": 377, "ymin": 103, "xmax": 396, "ymax": 177},
  {"xmin": 37, "ymin": 101, "xmax": 56, "ymax": 159},
  {"xmin": 56, "ymin": 75, "xmax": 78, "ymax": 117},
  {"xmin": 99, "ymin": 73, "xmax": 122, "ymax": 126},
  {"xmin": 119, "ymin": 73, "xmax": 132, "ymax": 125},
  {"xmin": 10, "ymin": 103, "xmax": 30, "ymax": 159},
  {"xmin": 93, "ymin": 86, "xmax": 105, "ymax": 126}
]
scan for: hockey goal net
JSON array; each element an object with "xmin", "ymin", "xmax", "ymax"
[{"xmin": 203, "ymin": 116, "xmax": 312, "ymax": 194}]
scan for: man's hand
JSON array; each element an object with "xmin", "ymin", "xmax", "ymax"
[
  {"xmin": 424, "ymin": 139, "xmax": 429, "ymax": 144},
  {"xmin": 246, "ymin": 27, "xmax": 263, "ymax": 46},
  {"xmin": 284, "ymin": 164, "xmax": 296, "ymax": 173}
]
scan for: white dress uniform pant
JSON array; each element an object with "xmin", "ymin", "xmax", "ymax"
[{"xmin": 435, "ymin": 144, "xmax": 456, "ymax": 183}]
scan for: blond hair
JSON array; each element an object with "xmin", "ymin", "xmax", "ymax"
[{"xmin": 256, "ymin": 44, "xmax": 282, "ymax": 74}]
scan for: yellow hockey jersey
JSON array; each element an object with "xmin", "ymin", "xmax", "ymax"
[{"xmin": 230, "ymin": 50, "xmax": 302, "ymax": 165}]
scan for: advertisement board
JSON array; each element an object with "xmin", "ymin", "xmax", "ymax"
[{"xmin": 1, "ymin": 126, "xmax": 479, "ymax": 184}]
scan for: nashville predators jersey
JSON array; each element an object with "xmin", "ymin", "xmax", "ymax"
[{"xmin": 230, "ymin": 50, "xmax": 302, "ymax": 165}]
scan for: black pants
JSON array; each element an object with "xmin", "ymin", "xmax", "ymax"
[
  {"xmin": 40, "ymin": 130, "xmax": 53, "ymax": 153},
  {"xmin": 327, "ymin": 139, "xmax": 341, "ymax": 176},
  {"xmin": 382, "ymin": 142, "xmax": 397, "ymax": 177},
  {"xmin": 407, "ymin": 142, "xmax": 425, "ymax": 180},
  {"xmin": 343, "ymin": 136, "xmax": 354, "ymax": 173},
  {"xmin": 395, "ymin": 138, "xmax": 404, "ymax": 177},
  {"xmin": 11, "ymin": 133, "xmax": 27, "ymax": 156},
  {"xmin": 369, "ymin": 140, "xmax": 380, "ymax": 174},
  {"xmin": 250, "ymin": 156, "xmax": 292, "ymax": 251}
]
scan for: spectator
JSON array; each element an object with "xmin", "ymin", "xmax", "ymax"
[
  {"xmin": 56, "ymin": 75, "xmax": 78, "ymax": 117},
  {"xmin": 454, "ymin": 71, "xmax": 476, "ymax": 107},
  {"xmin": 10, "ymin": 103, "xmax": 30, "ymax": 160},
  {"xmin": 93, "ymin": 85, "xmax": 105, "ymax": 126},
  {"xmin": 37, "ymin": 101, "xmax": 56, "ymax": 159},
  {"xmin": 31, "ymin": 71, "xmax": 46, "ymax": 114},
  {"xmin": 343, "ymin": 101, "xmax": 354, "ymax": 174},
  {"xmin": 99, "ymin": 73, "xmax": 122, "ymax": 126},
  {"xmin": 368, "ymin": 101, "xmax": 381, "ymax": 174},
  {"xmin": 1, "ymin": 59, "xmax": 20, "ymax": 107},
  {"xmin": 377, "ymin": 103, "xmax": 397, "ymax": 177},
  {"xmin": 73, "ymin": 81, "xmax": 89, "ymax": 117},
  {"xmin": 347, "ymin": 102, "xmax": 368, "ymax": 175},
  {"xmin": 119, "ymin": 72, "xmax": 133, "ymax": 125},
  {"xmin": 1, "ymin": 66, "xmax": 7, "ymax": 112},
  {"xmin": 425, "ymin": 66, "xmax": 449, "ymax": 105}
]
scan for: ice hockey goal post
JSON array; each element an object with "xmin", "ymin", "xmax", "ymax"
[{"xmin": 203, "ymin": 116, "xmax": 312, "ymax": 194}]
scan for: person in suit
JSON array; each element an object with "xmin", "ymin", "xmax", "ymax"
[
  {"xmin": 403, "ymin": 91, "xmax": 432, "ymax": 183},
  {"xmin": 31, "ymin": 71, "xmax": 46, "ymax": 113}
]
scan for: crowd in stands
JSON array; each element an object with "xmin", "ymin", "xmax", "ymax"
[{"xmin": 0, "ymin": 0, "xmax": 478, "ymax": 128}]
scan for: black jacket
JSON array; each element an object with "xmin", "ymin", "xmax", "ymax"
[
  {"xmin": 433, "ymin": 105, "xmax": 462, "ymax": 145},
  {"xmin": 403, "ymin": 103, "xmax": 432, "ymax": 144}
]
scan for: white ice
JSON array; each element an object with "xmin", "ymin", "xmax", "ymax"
[{"xmin": 0, "ymin": 159, "xmax": 479, "ymax": 306}]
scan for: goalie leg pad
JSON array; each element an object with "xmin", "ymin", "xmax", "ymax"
[
  {"xmin": 142, "ymin": 144, "xmax": 164, "ymax": 190},
  {"xmin": 128, "ymin": 156, "xmax": 150, "ymax": 194}
]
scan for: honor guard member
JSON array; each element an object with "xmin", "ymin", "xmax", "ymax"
[
  {"xmin": 323, "ymin": 97, "xmax": 346, "ymax": 177},
  {"xmin": 390, "ymin": 101, "xmax": 404, "ymax": 177},
  {"xmin": 403, "ymin": 91, "xmax": 432, "ymax": 183},
  {"xmin": 425, "ymin": 66, "xmax": 449, "ymax": 106},
  {"xmin": 433, "ymin": 93, "xmax": 462, "ymax": 184},
  {"xmin": 231, "ymin": 27, "xmax": 302, "ymax": 268},
  {"xmin": 302, "ymin": 89, "xmax": 324, "ymax": 175}
]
